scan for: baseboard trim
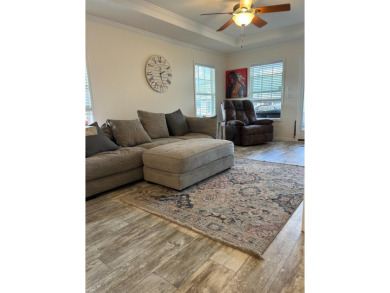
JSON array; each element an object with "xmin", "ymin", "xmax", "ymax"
[{"xmin": 274, "ymin": 137, "xmax": 296, "ymax": 142}]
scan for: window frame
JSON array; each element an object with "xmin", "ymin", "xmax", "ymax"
[
  {"xmin": 193, "ymin": 62, "xmax": 216, "ymax": 117},
  {"xmin": 85, "ymin": 64, "xmax": 94, "ymax": 125},
  {"xmin": 248, "ymin": 58, "xmax": 286, "ymax": 120}
]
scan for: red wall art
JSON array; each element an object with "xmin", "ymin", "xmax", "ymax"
[{"xmin": 226, "ymin": 68, "xmax": 247, "ymax": 99}]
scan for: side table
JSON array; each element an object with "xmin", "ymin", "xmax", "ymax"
[
  {"xmin": 85, "ymin": 126, "xmax": 97, "ymax": 136},
  {"xmin": 220, "ymin": 122, "xmax": 226, "ymax": 140}
]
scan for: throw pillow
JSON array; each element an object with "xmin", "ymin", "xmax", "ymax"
[
  {"xmin": 86, "ymin": 122, "xmax": 118, "ymax": 157},
  {"xmin": 107, "ymin": 119, "xmax": 152, "ymax": 147},
  {"xmin": 137, "ymin": 110, "xmax": 169, "ymax": 139},
  {"xmin": 185, "ymin": 115, "xmax": 218, "ymax": 138},
  {"xmin": 165, "ymin": 109, "xmax": 189, "ymax": 136},
  {"xmin": 101, "ymin": 122, "xmax": 114, "ymax": 141}
]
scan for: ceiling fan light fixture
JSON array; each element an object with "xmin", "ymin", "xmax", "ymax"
[{"xmin": 233, "ymin": 12, "xmax": 255, "ymax": 26}]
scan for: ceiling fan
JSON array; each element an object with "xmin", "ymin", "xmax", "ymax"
[{"xmin": 200, "ymin": 0, "xmax": 291, "ymax": 32}]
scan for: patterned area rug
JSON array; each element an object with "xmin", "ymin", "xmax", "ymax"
[{"xmin": 118, "ymin": 158, "xmax": 304, "ymax": 257}]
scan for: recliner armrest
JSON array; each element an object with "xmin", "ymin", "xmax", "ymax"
[
  {"xmin": 252, "ymin": 119, "xmax": 273, "ymax": 125},
  {"xmin": 226, "ymin": 120, "xmax": 245, "ymax": 126}
]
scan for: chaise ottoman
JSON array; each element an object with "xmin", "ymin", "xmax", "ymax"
[{"xmin": 142, "ymin": 138, "xmax": 234, "ymax": 190}]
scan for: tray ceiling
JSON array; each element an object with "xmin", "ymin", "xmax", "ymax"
[{"xmin": 86, "ymin": 0, "xmax": 304, "ymax": 54}]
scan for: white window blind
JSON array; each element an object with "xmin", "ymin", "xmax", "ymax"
[
  {"xmin": 85, "ymin": 67, "xmax": 93, "ymax": 125},
  {"xmin": 249, "ymin": 61, "xmax": 284, "ymax": 119},
  {"xmin": 194, "ymin": 64, "xmax": 216, "ymax": 117}
]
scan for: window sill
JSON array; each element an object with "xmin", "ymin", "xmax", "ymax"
[{"xmin": 257, "ymin": 118, "xmax": 281, "ymax": 122}]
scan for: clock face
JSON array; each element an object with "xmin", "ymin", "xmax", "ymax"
[{"xmin": 145, "ymin": 55, "xmax": 172, "ymax": 93}]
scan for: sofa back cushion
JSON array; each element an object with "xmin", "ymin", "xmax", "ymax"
[
  {"xmin": 137, "ymin": 110, "xmax": 170, "ymax": 139},
  {"xmin": 185, "ymin": 115, "xmax": 218, "ymax": 138},
  {"xmin": 86, "ymin": 122, "xmax": 118, "ymax": 157},
  {"xmin": 165, "ymin": 109, "xmax": 189, "ymax": 136},
  {"xmin": 107, "ymin": 119, "xmax": 152, "ymax": 147}
]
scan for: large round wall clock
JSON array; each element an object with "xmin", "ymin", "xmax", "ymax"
[{"xmin": 145, "ymin": 55, "xmax": 172, "ymax": 93}]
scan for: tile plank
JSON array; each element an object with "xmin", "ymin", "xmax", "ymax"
[
  {"xmin": 175, "ymin": 260, "xmax": 235, "ymax": 293},
  {"xmin": 268, "ymin": 233, "xmax": 304, "ymax": 293},
  {"xmin": 210, "ymin": 245, "xmax": 250, "ymax": 272},
  {"xmin": 86, "ymin": 259, "xmax": 113, "ymax": 288},
  {"xmin": 86, "ymin": 212, "xmax": 154, "ymax": 264},
  {"xmin": 155, "ymin": 237, "xmax": 221, "ymax": 287},
  {"xmin": 126, "ymin": 273, "xmax": 176, "ymax": 293},
  {"xmin": 86, "ymin": 218, "xmax": 129, "ymax": 245},
  {"xmin": 101, "ymin": 220, "xmax": 179, "ymax": 270},
  {"xmin": 87, "ymin": 230, "xmax": 195, "ymax": 293},
  {"xmin": 86, "ymin": 202, "xmax": 130, "ymax": 226}
]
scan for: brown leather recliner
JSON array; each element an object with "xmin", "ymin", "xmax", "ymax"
[{"xmin": 221, "ymin": 100, "xmax": 273, "ymax": 146}]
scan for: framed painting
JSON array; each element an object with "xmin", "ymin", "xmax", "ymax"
[{"xmin": 226, "ymin": 68, "xmax": 247, "ymax": 99}]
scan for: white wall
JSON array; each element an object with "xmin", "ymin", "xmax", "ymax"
[
  {"xmin": 86, "ymin": 19, "xmax": 304, "ymax": 141},
  {"xmin": 86, "ymin": 19, "xmax": 227, "ymax": 125},
  {"xmin": 227, "ymin": 40, "xmax": 304, "ymax": 141}
]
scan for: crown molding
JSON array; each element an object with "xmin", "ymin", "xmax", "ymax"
[
  {"xmin": 243, "ymin": 23, "xmax": 304, "ymax": 46},
  {"xmin": 86, "ymin": 15, "xmax": 228, "ymax": 57},
  {"xmin": 108, "ymin": 0, "xmax": 236, "ymax": 47},
  {"xmin": 229, "ymin": 37, "xmax": 304, "ymax": 56}
]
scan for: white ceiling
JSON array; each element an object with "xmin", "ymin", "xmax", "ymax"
[{"xmin": 86, "ymin": 0, "xmax": 304, "ymax": 54}]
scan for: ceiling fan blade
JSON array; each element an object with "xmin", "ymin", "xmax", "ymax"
[
  {"xmin": 217, "ymin": 18, "xmax": 234, "ymax": 32},
  {"xmin": 254, "ymin": 4, "xmax": 291, "ymax": 14},
  {"xmin": 251, "ymin": 15, "xmax": 268, "ymax": 28},
  {"xmin": 200, "ymin": 12, "xmax": 232, "ymax": 16}
]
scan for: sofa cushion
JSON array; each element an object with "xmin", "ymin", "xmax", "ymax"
[
  {"xmin": 137, "ymin": 110, "xmax": 170, "ymax": 139},
  {"xmin": 86, "ymin": 146, "xmax": 145, "ymax": 181},
  {"xmin": 185, "ymin": 115, "xmax": 218, "ymax": 138},
  {"xmin": 107, "ymin": 119, "xmax": 152, "ymax": 147},
  {"xmin": 165, "ymin": 109, "xmax": 189, "ymax": 136},
  {"xmin": 172, "ymin": 133, "xmax": 214, "ymax": 140},
  {"xmin": 138, "ymin": 138, "xmax": 182, "ymax": 150},
  {"xmin": 86, "ymin": 122, "xmax": 118, "ymax": 157}
]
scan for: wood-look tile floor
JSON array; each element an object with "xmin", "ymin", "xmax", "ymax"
[{"xmin": 86, "ymin": 141, "xmax": 305, "ymax": 293}]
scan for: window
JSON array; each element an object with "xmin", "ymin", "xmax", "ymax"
[
  {"xmin": 85, "ymin": 67, "xmax": 93, "ymax": 125},
  {"xmin": 249, "ymin": 61, "xmax": 284, "ymax": 119},
  {"xmin": 194, "ymin": 64, "xmax": 216, "ymax": 117}
]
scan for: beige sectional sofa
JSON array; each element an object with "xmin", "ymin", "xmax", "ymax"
[{"xmin": 86, "ymin": 110, "xmax": 224, "ymax": 198}]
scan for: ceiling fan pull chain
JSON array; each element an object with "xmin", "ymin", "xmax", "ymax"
[{"xmin": 240, "ymin": 27, "xmax": 244, "ymax": 48}]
